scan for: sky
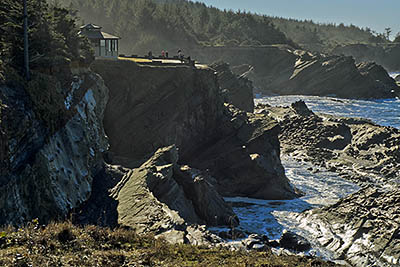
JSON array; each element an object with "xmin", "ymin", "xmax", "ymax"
[{"xmin": 197, "ymin": 0, "xmax": 400, "ymax": 39}]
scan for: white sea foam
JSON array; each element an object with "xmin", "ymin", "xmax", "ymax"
[{"xmin": 210, "ymin": 94, "xmax": 398, "ymax": 264}]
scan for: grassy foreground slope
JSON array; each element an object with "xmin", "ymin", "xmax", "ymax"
[{"xmin": 0, "ymin": 221, "xmax": 339, "ymax": 267}]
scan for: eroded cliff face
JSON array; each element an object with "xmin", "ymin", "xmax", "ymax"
[
  {"xmin": 0, "ymin": 70, "xmax": 108, "ymax": 224},
  {"xmin": 210, "ymin": 62, "xmax": 255, "ymax": 113},
  {"xmin": 92, "ymin": 60, "xmax": 297, "ymax": 201},
  {"xmin": 332, "ymin": 43, "xmax": 400, "ymax": 72},
  {"xmin": 92, "ymin": 60, "xmax": 222, "ymax": 162},
  {"xmin": 192, "ymin": 46, "xmax": 400, "ymax": 99}
]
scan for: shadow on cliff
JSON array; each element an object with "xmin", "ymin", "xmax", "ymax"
[{"xmin": 73, "ymin": 166, "xmax": 121, "ymax": 228}]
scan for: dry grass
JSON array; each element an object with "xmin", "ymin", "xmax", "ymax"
[{"xmin": 0, "ymin": 221, "xmax": 340, "ymax": 267}]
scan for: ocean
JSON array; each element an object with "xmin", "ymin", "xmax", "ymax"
[{"xmin": 211, "ymin": 92, "xmax": 400, "ymax": 264}]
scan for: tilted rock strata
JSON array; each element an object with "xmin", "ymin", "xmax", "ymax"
[
  {"xmin": 94, "ymin": 60, "xmax": 298, "ymax": 200},
  {"xmin": 111, "ymin": 146, "xmax": 238, "ymax": 231},
  {"xmin": 190, "ymin": 104, "xmax": 298, "ymax": 199},
  {"xmin": 0, "ymin": 71, "xmax": 108, "ymax": 224},
  {"xmin": 92, "ymin": 60, "xmax": 223, "ymax": 162},
  {"xmin": 192, "ymin": 46, "xmax": 400, "ymax": 99},
  {"xmin": 266, "ymin": 52, "xmax": 399, "ymax": 99},
  {"xmin": 76, "ymin": 146, "xmax": 234, "ymax": 245},
  {"xmin": 257, "ymin": 101, "xmax": 400, "ymax": 186},
  {"xmin": 296, "ymin": 186, "xmax": 400, "ymax": 266},
  {"xmin": 210, "ymin": 61, "xmax": 254, "ymax": 112}
]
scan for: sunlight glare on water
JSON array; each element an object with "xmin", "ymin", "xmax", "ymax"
[{"xmin": 255, "ymin": 95, "xmax": 400, "ymax": 129}]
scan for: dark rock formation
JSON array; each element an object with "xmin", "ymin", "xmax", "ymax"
[
  {"xmin": 210, "ymin": 61, "xmax": 254, "ymax": 112},
  {"xmin": 191, "ymin": 46, "xmax": 400, "ymax": 99},
  {"xmin": 332, "ymin": 43, "xmax": 400, "ymax": 72},
  {"xmin": 257, "ymin": 102, "xmax": 400, "ymax": 185},
  {"xmin": 265, "ymin": 52, "xmax": 399, "ymax": 99},
  {"xmin": 297, "ymin": 186, "xmax": 400, "ymax": 266},
  {"xmin": 93, "ymin": 60, "xmax": 298, "ymax": 200},
  {"xmin": 0, "ymin": 70, "xmax": 109, "ymax": 225},
  {"xmin": 92, "ymin": 60, "xmax": 222, "ymax": 162},
  {"xmin": 192, "ymin": 45, "xmax": 297, "ymax": 96},
  {"xmin": 190, "ymin": 104, "xmax": 298, "ymax": 199},
  {"xmin": 279, "ymin": 230, "xmax": 311, "ymax": 252}
]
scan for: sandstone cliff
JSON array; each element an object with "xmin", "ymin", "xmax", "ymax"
[
  {"xmin": 0, "ymin": 58, "xmax": 299, "ymax": 245},
  {"xmin": 0, "ymin": 69, "xmax": 109, "ymax": 225},
  {"xmin": 191, "ymin": 46, "xmax": 400, "ymax": 99},
  {"xmin": 92, "ymin": 60, "xmax": 298, "ymax": 201}
]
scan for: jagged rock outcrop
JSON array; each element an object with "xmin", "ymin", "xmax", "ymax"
[
  {"xmin": 210, "ymin": 62, "xmax": 254, "ymax": 112},
  {"xmin": 76, "ymin": 145, "xmax": 235, "ymax": 245},
  {"xmin": 296, "ymin": 186, "xmax": 400, "ymax": 266},
  {"xmin": 192, "ymin": 45, "xmax": 297, "ymax": 95},
  {"xmin": 111, "ymin": 146, "xmax": 238, "ymax": 231},
  {"xmin": 332, "ymin": 43, "xmax": 400, "ymax": 72},
  {"xmin": 0, "ymin": 70, "xmax": 109, "ymax": 225},
  {"xmin": 190, "ymin": 104, "xmax": 298, "ymax": 199},
  {"xmin": 192, "ymin": 46, "xmax": 400, "ymax": 99},
  {"xmin": 257, "ymin": 101, "xmax": 400, "ymax": 186},
  {"xmin": 265, "ymin": 52, "xmax": 399, "ymax": 99},
  {"xmin": 93, "ymin": 60, "xmax": 298, "ymax": 200}
]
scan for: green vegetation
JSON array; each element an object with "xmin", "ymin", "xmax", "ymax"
[
  {"xmin": 0, "ymin": 0, "xmax": 95, "ymax": 135},
  {"xmin": 0, "ymin": 0, "xmax": 92, "ymax": 81},
  {"xmin": 0, "ymin": 221, "xmax": 339, "ymax": 266},
  {"xmin": 269, "ymin": 18, "xmax": 389, "ymax": 52},
  {"xmin": 51, "ymin": 0, "xmax": 393, "ymax": 55},
  {"xmin": 52, "ymin": 0, "xmax": 296, "ymax": 54}
]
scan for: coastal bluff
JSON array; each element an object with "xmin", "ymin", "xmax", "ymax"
[
  {"xmin": 0, "ymin": 59, "xmax": 298, "ymax": 244},
  {"xmin": 192, "ymin": 45, "xmax": 400, "ymax": 99}
]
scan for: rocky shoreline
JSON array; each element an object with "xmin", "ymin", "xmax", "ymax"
[
  {"xmin": 1, "ymin": 56, "xmax": 399, "ymax": 266},
  {"xmin": 254, "ymin": 100, "xmax": 400, "ymax": 266},
  {"xmin": 192, "ymin": 46, "xmax": 400, "ymax": 99}
]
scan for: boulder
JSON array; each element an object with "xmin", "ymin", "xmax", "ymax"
[
  {"xmin": 279, "ymin": 230, "xmax": 311, "ymax": 252},
  {"xmin": 290, "ymin": 100, "xmax": 314, "ymax": 117}
]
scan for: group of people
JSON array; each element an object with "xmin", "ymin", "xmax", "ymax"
[
  {"xmin": 146, "ymin": 49, "xmax": 193, "ymax": 65},
  {"xmin": 161, "ymin": 50, "xmax": 169, "ymax": 58}
]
